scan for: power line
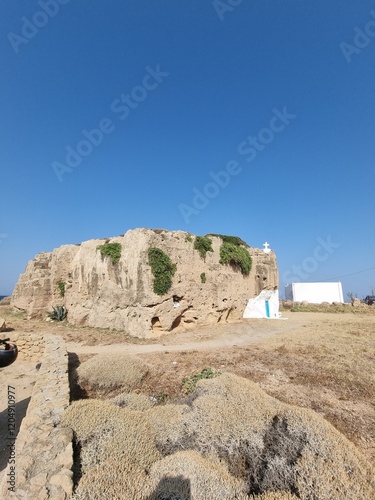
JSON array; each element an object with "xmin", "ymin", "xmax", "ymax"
[{"xmin": 315, "ymin": 266, "xmax": 375, "ymax": 283}]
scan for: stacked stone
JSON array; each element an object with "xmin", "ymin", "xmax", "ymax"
[
  {"xmin": 6, "ymin": 333, "xmax": 45, "ymax": 363},
  {"xmin": 0, "ymin": 336, "xmax": 73, "ymax": 499}
]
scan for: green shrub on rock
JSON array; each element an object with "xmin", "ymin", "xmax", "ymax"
[
  {"xmin": 207, "ymin": 233, "xmax": 249, "ymax": 248},
  {"xmin": 194, "ymin": 236, "xmax": 213, "ymax": 259},
  {"xmin": 220, "ymin": 241, "xmax": 252, "ymax": 275},
  {"xmin": 148, "ymin": 247, "xmax": 177, "ymax": 296},
  {"xmin": 97, "ymin": 242, "xmax": 122, "ymax": 264},
  {"xmin": 57, "ymin": 281, "xmax": 65, "ymax": 297}
]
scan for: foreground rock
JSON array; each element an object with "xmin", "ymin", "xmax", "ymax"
[
  {"xmin": 0, "ymin": 296, "xmax": 11, "ymax": 306},
  {"xmin": 11, "ymin": 228, "xmax": 278, "ymax": 338}
]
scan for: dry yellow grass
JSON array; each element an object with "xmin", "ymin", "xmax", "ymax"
[
  {"xmin": 77, "ymin": 353, "xmax": 149, "ymax": 394},
  {"xmin": 282, "ymin": 301, "xmax": 375, "ymax": 314},
  {"xmin": 262, "ymin": 317, "xmax": 375, "ymax": 401}
]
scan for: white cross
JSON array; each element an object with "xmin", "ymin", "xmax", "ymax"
[{"xmin": 263, "ymin": 242, "xmax": 271, "ymax": 253}]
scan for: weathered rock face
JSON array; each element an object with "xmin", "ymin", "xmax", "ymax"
[
  {"xmin": 11, "ymin": 229, "xmax": 278, "ymax": 338},
  {"xmin": 0, "ymin": 317, "xmax": 6, "ymax": 332}
]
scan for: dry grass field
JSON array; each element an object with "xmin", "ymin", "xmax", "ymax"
[{"xmin": 136, "ymin": 313, "xmax": 375, "ymax": 463}]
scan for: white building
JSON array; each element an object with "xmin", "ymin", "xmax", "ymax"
[{"xmin": 285, "ymin": 282, "xmax": 344, "ymax": 304}]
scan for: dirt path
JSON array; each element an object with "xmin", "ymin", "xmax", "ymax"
[
  {"xmin": 65, "ymin": 312, "xmax": 361, "ymax": 355},
  {"xmin": 0, "ymin": 361, "xmax": 38, "ymax": 482},
  {"xmin": 65, "ymin": 317, "xmax": 299, "ymax": 355}
]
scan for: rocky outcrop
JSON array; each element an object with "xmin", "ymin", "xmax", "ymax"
[
  {"xmin": 11, "ymin": 229, "xmax": 278, "ymax": 338},
  {"xmin": 0, "ymin": 317, "xmax": 6, "ymax": 332}
]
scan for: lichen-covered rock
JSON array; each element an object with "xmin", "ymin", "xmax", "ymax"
[{"xmin": 11, "ymin": 228, "xmax": 278, "ymax": 338}]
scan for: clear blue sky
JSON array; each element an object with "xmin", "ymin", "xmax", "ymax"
[{"xmin": 1, "ymin": 1, "xmax": 374, "ymax": 299}]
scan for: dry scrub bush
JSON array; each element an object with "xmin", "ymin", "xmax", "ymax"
[
  {"xmin": 145, "ymin": 450, "xmax": 248, "ymax": 499},
  {"xmin": 153, "ymin": 373, "xmax": 375, "ymax": 499},
  {"xmin": 281, "ymin": 407, "xmax": 375, "ymax": 499},
  {"xmin": 148, "ymin": 404, "xmax": 190, "ymax": 454},
  {"xmin": 62, "ymin": 399, "xmax": 120, "ymax": 442},
  {"xmin": 73, "ymin": 459, "xmax": 147, "ymax": 500},
  {"xmin": 252, "ymin": 493, "xmax": 298, "ymax": 500},
  {"xmin": 62, "ymin": 399, "xmax": 161, "ymax": 474},
  {"xmin": 155, "ymin": 373, "xmax": 282, "ymax": 455},
  {"xmin": 112, "ymin": 391, "xmax": 153, "ymax": 411},
  {"xmin": 77, "ymin": 353, "xmax": 149, "ymax": 393},
  {"xmin": 63, "ymin": 374, "xmax": 375, "ymax": 498}
]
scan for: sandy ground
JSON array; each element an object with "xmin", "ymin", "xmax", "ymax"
[
  {"xmin": 65, "ymin": 316, "xmax": 298, "ymax": 355},
  {"xmin": 0, "ymin": 360, "xmax": 39, "ymax": 482},
  {"xmin": 63, "ymin": 311, "xmax": 372, "ymax": 355}
]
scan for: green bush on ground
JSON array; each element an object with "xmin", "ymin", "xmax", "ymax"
[
  {"xmin": 48, "ymin": 305, "xmax": 67, "ymax": 321},
  {"xmin": 182, "ymin": 367, "xmax": 220, "ymax": 394}
]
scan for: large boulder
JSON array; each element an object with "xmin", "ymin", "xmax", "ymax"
[{"xmin": 11, "ymin": 229, "xmax": 278, "ymax": 338}]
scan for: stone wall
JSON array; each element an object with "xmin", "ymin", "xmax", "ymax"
[
  {"xmin": 1, "ymin": 336, "xmax": 73, "ymax": 499},
  {"xmin": 12, "ymin": 228, "xmax": 279, "ymax": 338},
  {"xmin": 6, "ymin": 333, "xmax": 45, "ymax": 363}
]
